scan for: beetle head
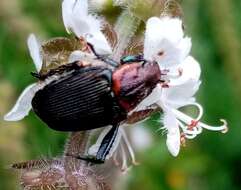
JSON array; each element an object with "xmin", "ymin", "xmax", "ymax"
[{"xmin": 112, "ymin": 61, "xmax": 161, "ymax": 112}]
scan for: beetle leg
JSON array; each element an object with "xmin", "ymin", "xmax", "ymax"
[
  {"xmin": 69, "ymin": 125, "xmax": 120, "ymax": 164},
  {"xmin": 87, "ymin": 42, "xmax": 99, "ymax": 57},
  {"xmin": 68, "ymin": 125, "xmax": 120, "ymax": 164},
  {"xmin": 87, "ymin": 42, "xmax": 119, "ymax": 67},
  {"xmin": 95, "ymin": 124, "xmax": 119, "ymax": 163}
]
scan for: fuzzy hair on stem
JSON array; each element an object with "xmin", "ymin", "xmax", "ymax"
[{"xmin": 13, "ymin": 131, "xmax": 111, "ymax": 190}]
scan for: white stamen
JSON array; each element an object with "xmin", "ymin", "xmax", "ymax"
[
  {"xmin": 193, "ymin": 103, "xmax": 204, "ymax": 121},
  {"xmin": 120, "ymin": 142, "xmax": 128, "ymax": 172},
  {"xmin": 112, "ymin": 151, "xmax": 120, "ymax": 166},
  {"xmin": 172, "ymin": 108, "xmax": 228, "ymax": 133},
  {"xmin": 178, "ymin": 121, "xmax": 202, "ymax": 136},
  {"xmin": 185, "ymin": 134, "xmax": 198, "ymax": 139},
  {"xmin": 120, "ymin": 128, "xmax": 139, "ymax": 165}
]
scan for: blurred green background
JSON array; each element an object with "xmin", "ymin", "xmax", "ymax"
[{"xmin": 0, "ymin": 0, "xmax": 241, "ymax": 189}]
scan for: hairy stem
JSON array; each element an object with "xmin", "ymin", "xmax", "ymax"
[
  {"xmin": 112, "ymin": 9, "xmax": 141, "ymax": 61},
  {"xmin": 15, "ymin": 131, "xmax": 111, "ymax": 190},
  {"xmin": 64, "ymin": 131, "xmax": 90, "ymax": 171},
  {"xmin": 64, "ymin": 131, "xmax": 90, "ymax": 158}
]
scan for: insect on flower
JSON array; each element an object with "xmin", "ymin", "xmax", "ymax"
[{"xmin": 4, "ymin": 0, "xmax": 228, "ymax": 166}]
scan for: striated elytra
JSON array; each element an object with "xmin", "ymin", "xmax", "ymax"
[{"xmin": 32, "ymin": 65, "xmax": 126, "ymax": 131}]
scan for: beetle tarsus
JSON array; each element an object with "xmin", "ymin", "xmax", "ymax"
[{"xmin": 66, "ymin": 154, "xmax": 105, "ymax": 164}]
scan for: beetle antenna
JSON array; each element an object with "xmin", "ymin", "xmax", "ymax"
[{"xmin": 87, "ymin": 42, "xmax": 100, "ymax": 58}]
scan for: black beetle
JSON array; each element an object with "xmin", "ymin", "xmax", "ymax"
[{"xmin": 31, "ymin": 42, "xmax": 161, "ymax": 163}]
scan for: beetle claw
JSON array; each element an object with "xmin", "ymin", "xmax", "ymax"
[{"xmin": 65, "ymin": 154, "xmax": 105, "ymax": 164}]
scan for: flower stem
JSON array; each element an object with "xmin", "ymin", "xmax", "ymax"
[
  {"xmin": 64, "ymin": 131, "xmax": 91, "ymax": 171},
  {"xmin": 14, "ymin": 131, "xmax": 112, "ymax": 189},
  {"xmin": 112, "ymin": 9, "xmax": 141, "ymax": 61}
]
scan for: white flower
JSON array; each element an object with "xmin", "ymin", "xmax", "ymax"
[
  {"xmin": 140, "ymin": 16, "xmax": 228, "ymax": 156},
  {"xmin": 62, "ymin": 0, "xmax": 112, "ymax": 55},
  {"xmin": 5, "ymin": 2, "xmax": 228, "ymax": 167},
  {"xmin": 144, "ymin": 17, "xmax": 191, "ymax": 68}
]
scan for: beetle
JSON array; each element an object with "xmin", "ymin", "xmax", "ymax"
[{"xmin": 31, "ymin": 42, "xmax": 161, "ymax": 163}]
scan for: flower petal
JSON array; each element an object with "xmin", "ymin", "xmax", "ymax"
[
  {"xmin": 177, "ymin": 37, "xmax": 192, "ymax": 61},
  {"xmin": 169, "ymin": 56, "xmax": 201, "ymax": 86},
  {"xmin": 62, "ymin": 0, "xmax": 88, "ymax": 34},
  {"xmin": 181, "ymin": 56, "xmax": 201, "ymax": 82},
  {"xmin": 145, "ymin": 17, "xmax": 183, "ymax": 45},
  {"xmin": 162, "ymin": 79, "xmax": 201, "ymax": 108},
  {"xmin": 4, "ymin": 83, "xmax": 41, "ymax": 121},
  {"xmin": 62, "ymin": 0, "xmax": 112, "ymax": 54},
  {"xmin": 27, "ymin": 34, "xmax": 42, "ymax": 72},
  {"xmin": 68, "ymin": 50, "xmax": 95, "ymax": 63},
  {"xmin": 163, "ymin": 111, "xmax": 180, "ymax": 157},
  {"xmin": 153, "ymin": 39, "xmax": 183, "ymax": 68},
  {"xmin": 86, "ymin": 30, "xmax": 113, "ymax": 55},
  {"xmin": 144, "ymin": 17, "xmax": 185, "ymax": 67}
]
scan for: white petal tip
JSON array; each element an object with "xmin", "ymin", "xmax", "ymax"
[
  {"xmin": 166, "ymin": 136, "xmax": 180, "ymax": 157},
  {"xmin": 220, "ymin": 119, "xmax": 228, "ymax": 134},
  {"xmin": 3, "ymin": 114, "xmax": 12, "ymax": 121},
  {"xmin": 166, "ymin": 139, "xmax": 180, "ymax": 157},
  {"xmin": 28, "ymin": 33, "xmax": 34, "ymax": 40},
  {"xmin": 3, "ymin": 83, "xmax": 40, "ymax": 123},
  {"xmin": 168, "ymin": 147, "xmax": 180, "ymax": 157},
  {"xmin": 27, "ymin": 34, "xmax": 42, "ymax": 72},
  {"xmin": 3, "ymin": 113, "xmax": 25, "ymax": 122}
]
